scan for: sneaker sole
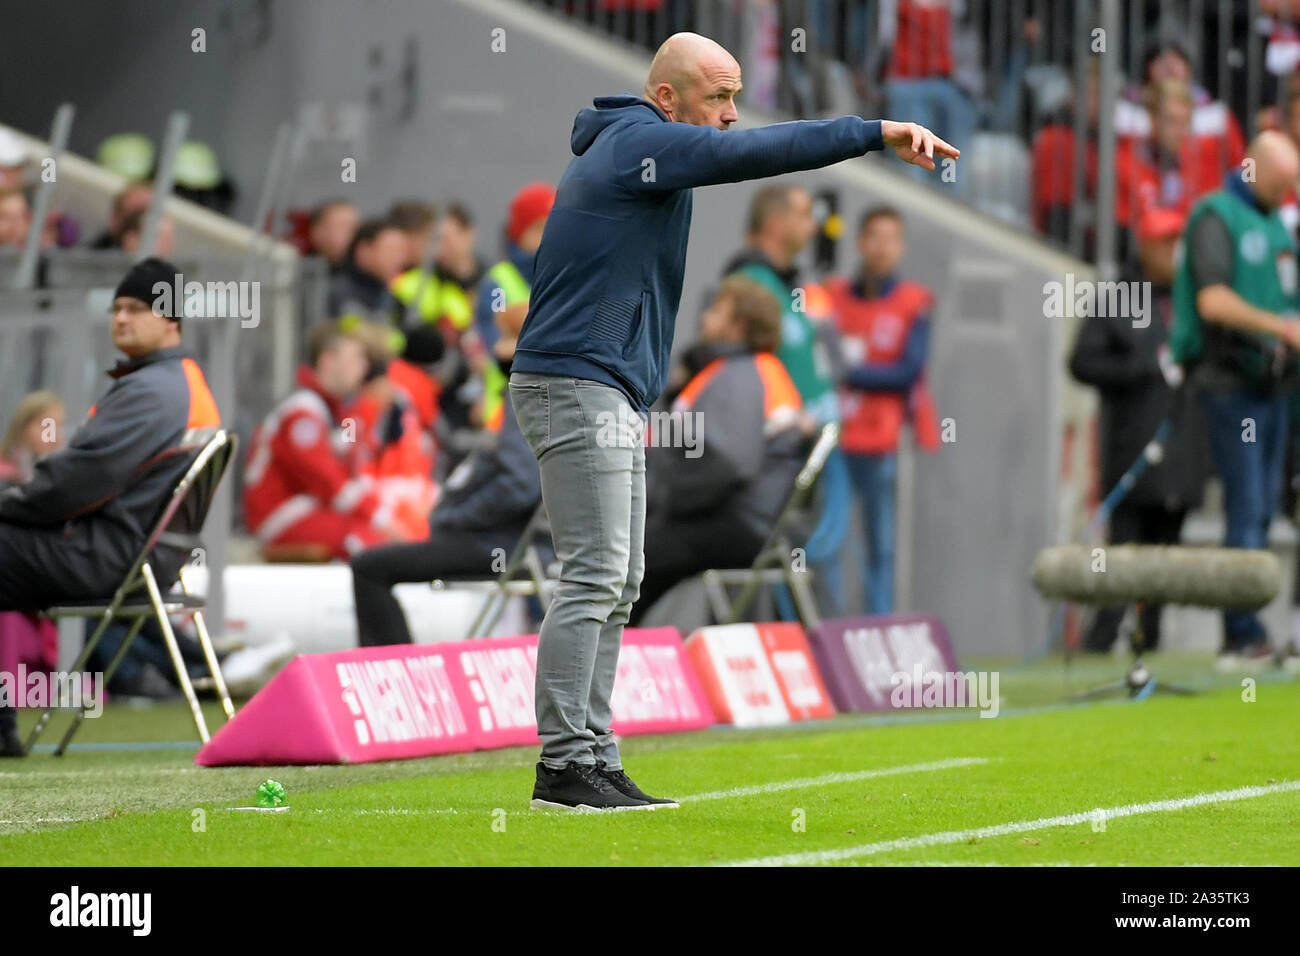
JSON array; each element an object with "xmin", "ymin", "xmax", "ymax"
[
  {"xmin": 1216, "ymin": 656, "xmax": 1274, "ymax": 674},
  {"xmin": 528, "ymin": 797, "xmax": 662, "ymax": 812}
]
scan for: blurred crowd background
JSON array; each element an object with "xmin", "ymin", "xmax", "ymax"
[{"xmin": 4, "ymin": 0, "xmax": 1300, "ymax": 685}]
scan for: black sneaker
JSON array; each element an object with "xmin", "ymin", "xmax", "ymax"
[
  {"xmin": 596, "ymin": 761, "xmax": 679, "ymax": 808},
  {"xmin": 0, "ymin": 708, "xmax": 21, "ymax": 758},
  {"xmin": 530, "ymin": 761, "xmax": 655, "ymax": 812},
  {"xmin": 0, "ymin": 726, "xmax": 24, "ymax": 758}
]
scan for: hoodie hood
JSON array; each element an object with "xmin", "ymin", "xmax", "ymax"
[{"xmin": 571, "ymin": 95, "xmax": 667, "ymax": 156}]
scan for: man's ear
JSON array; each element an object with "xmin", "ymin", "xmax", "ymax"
[{"xmin": 648, "ymin": 83, "xmax": 674, "ymax": 117}]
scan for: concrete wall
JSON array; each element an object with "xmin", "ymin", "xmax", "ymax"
[{"xmin": 0, "ymin": 0, "xmax": 1090, "ymax": 655}]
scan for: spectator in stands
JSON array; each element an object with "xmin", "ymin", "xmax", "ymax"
[
  {"xmin": 1116, "ymin": 80, "xmax": 1226, "ymax": 267},
  {"xmin": 0, "ymin": 391, "xmax": 63, "ymax": 757},
  {"xmin": 390, "ymin": 205, "xmax": 473, "ymax": 332},
  {"xmin": 388, "ymin": 199, "xmax": 438, "ymax": 272},
  {"xmin": 0, "ymin": 259, "xmax": 221, "ymax": 755},
  {"xmin": 1069, "ymin": 205, "xmax": 1209, "ymax": 653},
  {"xmin": 349, "ymin": 301, "xmax": 542, "ymax": 645},
  {"xmin": 1173, "ymin": 132, "xmax": 1300, "ymax": 669},
  {"xmin": 327, "ymin": 218, "xmax": 406, "ymax": 321},
  {"xmin": 0, "ymin": 128, "xmax": 29, "ymax": 190},
  {"xmin": 172, "ymin": 139, "xmax": 235, "ymax": 216},
  {"xmin": 243, "ymin": 321, "xmax": 398, "ymax": 561},
  {"xmin": 346, "ymin": 320, "xmax": 439, "ymax": 543},
  {"xmin": 0, "ymin": 392, "xmax": 64, "ymax": 486},
  {"xmin": 865, "ymin": 0, "xmax": 979, "ymax": 197},
  {"xmin": 1115, "ymin": 36, "xmax": 1244, "ymax": 192},
  {"xmin": 825, "ymin": 206, "xmax": 940, "ymax": 615},
  {"xmin": 90, "ymin": 181, "xmax": 154, "ymax": 250},
  {"xmin": 0, "ymin": 187, "xmax": 31, "ymax": 248},
  {"xmin": 1032, "ymin": 58, "xmax": 1099, "ymax": 250},
  {"xmin": 308, "ymin": 199, "xmax": 360, "ymax": 273},
  {"xmin": 473, "ymin": 182, "xmax": 554, "ymax": 426},
  {"xmin": 435, "ymin": 202, "xmax": 487, "ymax": 294},
  {"xmin": 118, "ymin": 208, "xmax": 176, "ymax": 259},
  {"xmin": 391, "ymin": 203, "xmax": 490, "ymax": 465},
  {"xmin": 630, "ymin": 275, "xmax": 806, "ymax": 624}
]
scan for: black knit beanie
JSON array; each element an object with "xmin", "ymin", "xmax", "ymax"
[{"xmin": 114, "ymin": 257, "xmax": 182, "ymax": 326}]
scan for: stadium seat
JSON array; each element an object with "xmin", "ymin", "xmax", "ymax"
[
  {"xmin": 21, "ymin": 429, "xmax": 239, "ymax": 756},
  {"xmin": 700, "ymin": 422, "xmax": 839, "ymax": 629},
  {"xmin": 429, "ymin": 501, "xmax": 557, "ymax": 640}
]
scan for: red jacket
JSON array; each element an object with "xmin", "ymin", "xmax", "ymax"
[
  {"xmin": 888, "ymin": 0, "xmax": 953, "ymax": 79},
  {"xmin": 826, "ymin": 276, "xmax": 940, "ymax": 455},
  {"xmin": 243, "ymin": 366, "xmax": 384, "ymax": 542},
  {"xmin": 1114, "ymin": 135, "xmax": 1235, "ymax": 230}
]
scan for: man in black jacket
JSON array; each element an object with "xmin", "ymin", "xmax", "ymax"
[
  {"xmin": 631, "ymin": 275, "xmax": 807, "ymax": 624},
  {"xmin": 0, "ymin": 257, "xmax": 222, "ymax": 754},
  {"xmin": 349, "ymin": 302, "xmax": 542, "ymax": 646},
  {"xmin": 1068, "ymin": 207, "xmax": 1210, "ymax": 652}
]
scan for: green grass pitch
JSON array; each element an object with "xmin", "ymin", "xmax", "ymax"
[{"xmin": 2, "ymin": 653, "xmax": 1297, "ymax": 866}]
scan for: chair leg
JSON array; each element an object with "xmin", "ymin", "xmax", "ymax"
[
  {"xmin": 463, "ymin": 589, "xmax": 500, "ymax": 641},
  {"xmin": 141, "ymin": 563, "xmax": 211, "ymax": 744},
  {"xmin": 525, "ymin": 547, "xmax": 552, "ymax": 611},
  {"xmin": 702, "ymin": 570, "xmax": 731, "ymax": 624},
  {"xmin": 728, "ymin": 555, "xmax": 772, "ymax": 624},
  {"xmin": 24, "ymin": 605, "xmax": 121, "ymax": 754},
  {"xmin": 53, "ymin": 615, "xmax": 148, "ymax": 757},
  {"xmin": 179, "ymin": 569, "xmax": 235, "ymax": 721},
  {"xmin": 785, "ymin": 564, "xmax": 822, "ymax": 629}
]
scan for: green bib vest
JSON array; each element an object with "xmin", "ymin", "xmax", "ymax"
[
  {"xmin": 482, "ymin": 260, "xmax": 531, "ymax": 425},
  {"xmin": 1171, "ymin": 188, "xmax": 1299, "ymax": 389},
  {"xmin": 731, "ymin": 262, "xmax": 837, "ymax": 424}
]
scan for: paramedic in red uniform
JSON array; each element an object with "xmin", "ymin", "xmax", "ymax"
[{"xmin": 243, "ymin": 322, "xmax": 398, "ymax": 560}]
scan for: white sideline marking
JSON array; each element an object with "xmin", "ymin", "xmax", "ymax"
[
  {"xmin": 721, "ymin": 779, "xmax": 1300, "ymax": 866},
  {"xmin": 313, "ymin": 808, "xmax": 461, "ymax": 816},
  {"xmin": 0, "ymin": 816, "xmax": 86, "ymax": 825},
  {"xmin": 679, "ymin": 757, "xmax": 989, "ymax": 803},
  {"xmin": 0, "ymin": 767, "xmax": 204, "ymax": 779}
]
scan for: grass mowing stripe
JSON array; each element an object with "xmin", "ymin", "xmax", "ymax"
[
  {"xmin": 678, "ymin": 757, "xmax": 989, "ymax": 802},
  {"xmin": 721, "ymin": 779, "xmax": 1300, "ymax": 867}
]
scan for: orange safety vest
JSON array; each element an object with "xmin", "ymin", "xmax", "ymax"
[
  {"xmin": 825, "ymin": 276, "xmax": 940, "ymax": 455},
  {"xmin": 674, "ymin": 351, "xmax": 802, "ymax": 420}
]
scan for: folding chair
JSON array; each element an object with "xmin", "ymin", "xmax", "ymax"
[
  {"xmin": 22, "ymin": 429, "xmax": 239, "ymax": 756},
  {"xmin": 701, "ymin": 422, "xmax": 840, "ymax": 628},
  {"xmin": 430, "ymin": 501, "xmax": 556, "ymax": 640}
]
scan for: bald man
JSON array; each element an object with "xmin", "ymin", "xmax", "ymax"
[
  {"xmin": 510, "ymin": 32, "xmax": 958, "ymax": 811},
  {"xmin": 1172, "ymin": 131, "xmax": 1300, "ymax": 667}
]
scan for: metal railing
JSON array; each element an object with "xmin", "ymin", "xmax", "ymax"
[{"xmin": 527, "ymin": 0, "xmax": 1290, "ymax": 272}]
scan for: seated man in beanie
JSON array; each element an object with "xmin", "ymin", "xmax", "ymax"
[{"xmin": 0, "ymin": 257, "xmax": 221, "ymax": 755}]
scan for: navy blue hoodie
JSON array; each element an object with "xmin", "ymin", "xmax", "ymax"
[{"xmin": 511, "ymin": 95, "xmax": 884, "ymax": 410}]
